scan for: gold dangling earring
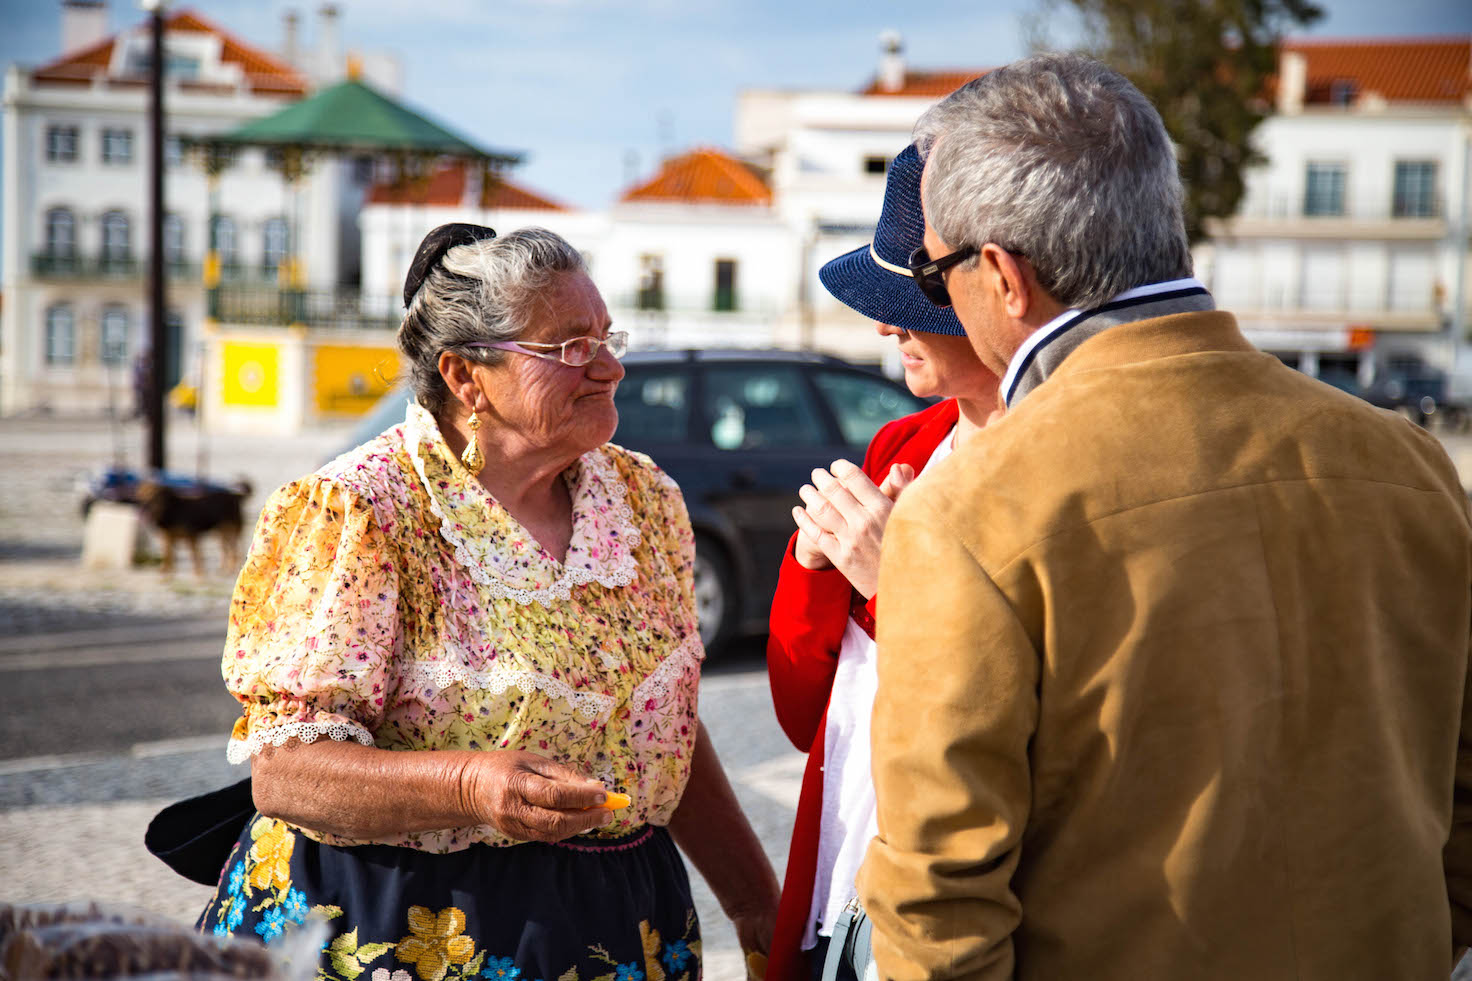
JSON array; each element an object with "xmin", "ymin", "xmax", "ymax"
[{"xmin": 461, "ymin": 411, "xmax": 485, "ymax": 475}]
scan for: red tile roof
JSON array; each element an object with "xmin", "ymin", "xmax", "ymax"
[
  {"xmin": 1283, "ymin": 36, "xmax": 1470, "ymax": 104},
  {"xmin": 619, "ymin": 148, "xmax": 771, "ymax": 205},
  {"xmin": 31, "ymin": 7, "xmax": 307, "ymax": 97},
  {"xmin": 367, "ymin": 160, "xmax": 568, "ymax": 210},
  {"xmin": 860, "ymin": 69, "xmax": 988, "ymax": 97}
]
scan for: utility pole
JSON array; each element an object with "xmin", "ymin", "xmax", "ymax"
[{"xmin": 144, "ymin": 0, "xmax": 167, "ymax": 471}]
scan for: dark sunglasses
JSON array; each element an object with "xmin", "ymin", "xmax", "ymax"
[{"xmin": 908, "ymin": 245, "xmax": 978, "ymax": 308}]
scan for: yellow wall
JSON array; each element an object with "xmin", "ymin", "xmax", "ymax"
[
  {"xmin": 221, "ymin": 342, "xmax": 281, "ymax": 407},
  {"xmin": 313, "ymin": 345, "xmax": 400, "ymax": 415}
]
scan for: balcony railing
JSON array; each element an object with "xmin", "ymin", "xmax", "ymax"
[
  {"xmin": 31, "ymin": 252, "xmax": 199, "ymax": 281},
  {"xmin": 212, "ymin": 285, "xmax": 400, "ymax": 330}
]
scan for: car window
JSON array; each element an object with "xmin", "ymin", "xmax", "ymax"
[
  {"xmin": 701, "ymin": 365, "xmax": 826, "ymax": 450},
  {"xmin": 614, "ymin": 368, "xmax": 690, "ymax": 443},
  {"xmin": 812, "ymin": 370, "xmax": 928, "ymax": 447}
]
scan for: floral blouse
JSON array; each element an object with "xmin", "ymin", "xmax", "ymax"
[{"xmin": 222, "ymin": 402, "xmax": 704, "ymax": 852}]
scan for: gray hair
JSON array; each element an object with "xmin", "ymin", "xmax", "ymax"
[
  {"xmin": 396, "ymin": 226, "xmax": 587, "ymax": 417},
  {"xmin": 914, "ymin": 53, "xmax": 1191, "ymax": 310}
]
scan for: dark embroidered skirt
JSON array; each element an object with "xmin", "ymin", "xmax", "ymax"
[{"xmin": 197, "ymin": 813, "xmax": 700, "ymax": 981}]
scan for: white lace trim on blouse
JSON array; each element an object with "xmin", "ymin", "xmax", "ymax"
[
  {"xmin": 398, "ymin": 658, "xmax": 615, "ymax": 721},
  {"xmin": 226, "ymin": 719, "xmax": 375, "ymax": 765},
  {"xmin": 631, "ymin": 634, "xmax": 706, "ymax": 705},
  {"xmin": 402, "ymin": 403, "xmax": 642, "ymax": 606}
]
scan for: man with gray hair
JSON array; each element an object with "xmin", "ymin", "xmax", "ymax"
[{"xmin": 858, "ymin": 53, "xmax": 1472, "ymax": 979}]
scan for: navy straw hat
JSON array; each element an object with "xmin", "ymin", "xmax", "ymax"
[{"xmin": 818, "ymin": 144, "xmax": 965, "ymax": 335}]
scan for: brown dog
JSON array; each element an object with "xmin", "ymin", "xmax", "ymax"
[{"xmin": 135, "ymin": 479, "xmax": 252, "ymax": 575}]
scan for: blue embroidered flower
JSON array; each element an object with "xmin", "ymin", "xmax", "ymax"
[
  {"xmin": 659, "ymin": 939, "xmax": 690, "ymax": 972},
  {"xmin": 212, "ymin": 919, "xmax": 231, "ymax": 938},
  {"xmin": 482, "ymin": 957, "xmax": 520, "ymax": 981},
  {"xmin": 614, "ymin": 964, "xmax": 643, "ymax": 981},
  {"xmin": 226, "ymin": 902, "xmax": 245, "ymax": 931},
  {"xmin": 254, "ymin": 907, "xmax": 287, "ymax": 944},
  {"xmin": 282, "ymin": 888, "xmax": 309, "ymax": 924},
  {"xmin": 227, "ymin": 862, "xmax": 246, "ymax": 895}
]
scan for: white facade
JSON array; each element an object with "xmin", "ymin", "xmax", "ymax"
[
  {"xmin": 0, "ymin": 4, "xmax": 395, "ymax": 416},
  {"xmin": 1200, "ymin": 46, "xmax": 1472, "ymax": 382}
]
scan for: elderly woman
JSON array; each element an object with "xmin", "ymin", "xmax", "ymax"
[
  {"xmin": 197, "ymin": 225, "xmax": 778, "ymax": 979},
  {"xmin": 764, "ymin": 145, "xmax": 1001, "ymax": 981}
]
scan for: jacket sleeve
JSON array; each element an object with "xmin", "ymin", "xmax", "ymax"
[
  {"xmin": 1448, "ymin": 613, "xmax": 1472, "ymax": 952},
  {"xmin": 858, "ymin": 485, "xmax": 1039, "ymax": 981},
  {"xmin": 766, "ymin": 533, "xmax": 856, "ymax": 751}
]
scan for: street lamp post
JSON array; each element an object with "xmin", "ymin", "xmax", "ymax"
[{"xmin": 143, "ymin": 0, "xmax": 167, "ymax": 472}]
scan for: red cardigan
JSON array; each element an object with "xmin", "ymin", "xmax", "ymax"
[{"xmin": 764, "ymin": 398, "xmax": 960, "ymax": 981}]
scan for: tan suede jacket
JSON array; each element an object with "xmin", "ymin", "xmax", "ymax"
[{"xmin": 860, "ymin": 311, "xmax": 1472, "ymax": 980}]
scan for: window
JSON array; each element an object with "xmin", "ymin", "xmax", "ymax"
[
  {"xmin": 45, "ymin": 208, "xmax": 76, "ymax": 258},
  {"xmin": 101, "ymin": 305, "xmax": 130, "ymax": 365},
  {"xmin": 713, "ymin": 259, "xmax": 738, "ymax": 312},
  {"xmin": 164, "ymin": 135, "xmax": 183, "ymax": 168},
  {"xmin": 101, "ymin": 128, "xmax": 133, "ymax": 165},
  {"xmin": 45, "ymin": 305, "xmax": 75, "ymax": 365},
  {"xmin": 210, "ymin": 215, "xmax": 238, "ymax": 269},
  {"xmin": 813, "ymin": 370, "xmax": 927, "ymax": 448},
  {"xmin": 613, "ymin": 369, "xmax": 690, "ymax": 443},
  {"xmin": 637, "ymin": 254, "xmax": 665, "ymax": 311},
  {"xmin": 46, "ymin": 125, "xmax": 78, "ymax": 163},
  {"xmin": 863, "ymin": 155, "xmax": 890, "ymax": 175},
  {"xmin": 1393, "ymin": 161, "xmax": 1437, "ymax": 218},
  {"xmin": 1304, "ymin": 162, "xmax": 1345, "ymax": 217},
  {"xmin": 262, "ymin": 217, "xmax": 290, "ymax": 278},
  {"xmin": 701, "ymin": 365, "xmax": 826, "ymax": 450},
  {"xmin": 163, "ymin": 213, "xmax": 185, "ymax": 266},
  {"xmin": 100, "ymin": 211, "xmax": 131, "ymax": 266}
]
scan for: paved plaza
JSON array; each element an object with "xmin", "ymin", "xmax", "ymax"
[{"xmin": 5, "ymin": 411, "xmax": 1472, "ymax": 979}]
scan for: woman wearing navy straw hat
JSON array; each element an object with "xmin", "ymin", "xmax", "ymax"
[{"xmin": 765, "ymin": 144, "xmax": 1001, "ymax": 980}]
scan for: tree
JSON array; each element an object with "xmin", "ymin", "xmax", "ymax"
[{"xmin": 1030, "ymin": 0, "xmax": 1323, "ymax": 243}]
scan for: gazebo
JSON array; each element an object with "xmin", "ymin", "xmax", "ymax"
[{"xmin": 188, "ymin": 73, "xmax": 520, "ymax": 433}]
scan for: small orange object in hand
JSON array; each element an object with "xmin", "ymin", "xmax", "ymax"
[{"xmin": 599, "ymin": 792, "xmax": 631, "ymax": 810}]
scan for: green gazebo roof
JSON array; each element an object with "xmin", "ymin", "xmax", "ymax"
[{"xmin": 214, "ymin": 77, "xmax": 521, "ymax": 163}]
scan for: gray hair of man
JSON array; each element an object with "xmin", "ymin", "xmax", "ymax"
[
  {"xmin": 913, "ymin": 53, "xmax": 1192, "ymax": 311},
  {"xmin": 396, "ymin": 226, "xmax": 587, "ymax": 418}
]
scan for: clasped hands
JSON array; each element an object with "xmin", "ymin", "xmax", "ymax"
[{"xmin": 792, "ymin": 458, "xmax": 915, "ymax": 599}]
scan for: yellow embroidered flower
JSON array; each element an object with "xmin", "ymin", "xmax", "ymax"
[
  {"xmin": 247, "ymin": 817, "xmax": 295, "ymax": 891},
  {"xmin": 397, "ymin": 906, "xmax": 474, "ymax": 981},
  {"xmin": 640, "ymin": 920, "xmax": 666, "ymax": 981}
]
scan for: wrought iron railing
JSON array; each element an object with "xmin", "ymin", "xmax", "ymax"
[{"xmin": 211, "ymin": 285, "xmax": 400, "ymax": 330}]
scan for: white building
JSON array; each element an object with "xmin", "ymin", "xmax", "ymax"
[
  {"xmin": 0, "ymin": 2, "xmax": 395, "ymax": 416},
  {"xmin": 1205, "ymin": 37, "xmax": 1472, "ymax": 386}
]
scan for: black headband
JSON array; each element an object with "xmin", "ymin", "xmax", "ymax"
[{"xmin": 402, "ymin": 222, "xmax": 498, "ymax": 309}]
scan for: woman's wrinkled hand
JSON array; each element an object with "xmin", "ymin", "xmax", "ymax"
[
  {"xmin": 463, "ymin": 750, "xmax": 614, "ymax": 843},
  {"xmin": 792, "ymin": 460, "xmax": 916, "ymax": 599}
]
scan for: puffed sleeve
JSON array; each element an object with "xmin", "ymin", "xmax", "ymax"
[{"xmin": 222, "ymin": 476, "xmax": 399, "ymax": 764}]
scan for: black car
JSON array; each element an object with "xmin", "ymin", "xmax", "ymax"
[{"xmin": 339, "ymin": 349, "xmax": 929, "ymax": 652}]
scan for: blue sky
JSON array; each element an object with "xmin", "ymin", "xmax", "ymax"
[{"xmin": 1, "ymin": 0, "xmax": 1470, "ymax": 213}]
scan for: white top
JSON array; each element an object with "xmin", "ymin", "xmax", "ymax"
[{"xmin": 805, "ymin": 426, "xmax": 959, "ymax": 946}]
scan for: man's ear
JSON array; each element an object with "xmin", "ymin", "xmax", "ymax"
[
  {"xmin": 437, "ymin": 352, "xmax": 482, "ymax": 411},
  {"xmin": 978, "ymin": 243, "xmax": 1033, "ymax": 320}
]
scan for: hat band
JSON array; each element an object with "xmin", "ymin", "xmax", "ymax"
[{"xmin": 869, "ymin": 243, "xmax": 914, "ymax": 278}]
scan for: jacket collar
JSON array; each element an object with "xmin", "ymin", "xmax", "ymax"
[
  {"xmin": 1046, "ymin": 309, "xmax": 1256, "ymax": 384},
  {"xmin": 1001, "ymin": 278, "xmax": 1214, "ymax": 408}
]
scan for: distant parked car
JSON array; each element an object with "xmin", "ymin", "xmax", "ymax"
[{"xmin": 341, "ymin": 349, "xmax": 929, "ymax": 653}]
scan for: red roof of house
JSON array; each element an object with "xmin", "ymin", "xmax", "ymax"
[
  {"xmin": 31, "ymin": 8, "xmax": 307, "ymax": 97},
  {"xmin": 1283, "ymin": 36, "xmax": 1470, "ymax": 104},
  {"xmin": 860, "ymin": 69, "xmax": 988, "ymax": 97},
  {"xmin": 367, "ymin": 160, "xmax": 568, "ymax": 210},
  {"xmin": 619, "ymin": 148, "xmax": 771, "ymax": 205}
]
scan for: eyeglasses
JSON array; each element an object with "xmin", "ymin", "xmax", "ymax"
[
  {"xmin": 908, "ymin": 245, "xmax": 978, "ymax": 308},
  {"xmin": 465, "ymin": 330, "xmax": 629, "ymax": 367}
]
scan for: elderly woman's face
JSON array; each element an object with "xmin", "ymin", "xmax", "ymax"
[{"xmin": 481, "ymin": 271, "xmax": 623, "ymax": 456}]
